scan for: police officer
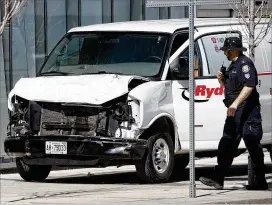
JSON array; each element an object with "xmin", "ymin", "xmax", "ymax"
[{"xmin": 199, "ymin": 37, "xmax": 268, "ymax": 190}]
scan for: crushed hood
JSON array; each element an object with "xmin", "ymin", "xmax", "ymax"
[{"xmin": 8, "ymin": 74, "xmax": 146, "ymax": 111}]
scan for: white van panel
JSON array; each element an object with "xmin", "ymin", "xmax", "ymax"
[
  {"xmin": 254, "ymin": 26, "xmax": 272, "ymax": 72},
  {"xmin": 173, "ymin": 23, "xmax": 272, "ymax": 152},
  {"xmin": 255, "ymin": 28, "xmax": 272, "ymax": 143}
]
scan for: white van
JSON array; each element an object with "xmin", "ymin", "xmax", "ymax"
[{"xmin": 4, "ymin": 18, "xmax": 272, "ymax": 183}]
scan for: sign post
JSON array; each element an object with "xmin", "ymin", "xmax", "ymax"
[{"xmin": 146, "ymin": 0, "xmax": 242, "ymax": 199}]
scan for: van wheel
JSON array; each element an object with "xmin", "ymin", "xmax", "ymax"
[
  {"xmin": 135, "ymin": 133, "xmax": 174, "ymax": 183},
  {"xmin": 16, "ymin": 157, "xmax": 52, "ymax": 182}
]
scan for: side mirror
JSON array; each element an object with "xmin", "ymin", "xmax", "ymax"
[
  {"xmin": 179, "ymin": 56, "xmax": 189, "ymax": 67},
  {"xmin": 56, "ymin": 55, "xmax": 62, "ymax": 66},
  {"xmin": 169, "ymin": 56, "xmax": 189, "ymax": 80}
]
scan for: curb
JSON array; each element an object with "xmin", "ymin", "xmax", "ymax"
[
  {"xmin": 209, "ymin": 198, "xmax": 272, "ymax": 204},
  {"xmin": 0, "ymin": 156, "xmax": 16, "ymax": 164},
  {"xmin": 0, "ymin": 156, "xmax": 16, "ymax": 172}
]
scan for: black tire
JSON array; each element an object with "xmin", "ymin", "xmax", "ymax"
[
  {"xmin": 135, "ymin": 133, "xmax": 174, "ymax": 183},
  {"xmin": 16, "ymin": 157, "xmax": 52, "ymax": 182}
]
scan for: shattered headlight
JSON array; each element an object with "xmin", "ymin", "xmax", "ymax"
[{"xmin": 7, "ymin": 96, "xmax": 30, "ymax": 136}]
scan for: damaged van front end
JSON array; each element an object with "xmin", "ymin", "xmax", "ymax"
[
  {"xmin": 4, "ymin": 75, "xmax": 149, "ymax": 167},
  {"xmin": 4, "ymin": 30, "xmax": 177, "ymax": 183}
]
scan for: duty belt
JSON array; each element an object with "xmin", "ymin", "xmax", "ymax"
[{"xmin": 223, "ymin": 98, "xmax": 260, "ymax": 108}]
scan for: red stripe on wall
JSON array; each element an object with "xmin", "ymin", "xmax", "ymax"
[{"xmin": 258, "ymin": 72, "xmax": 272, "ymax": 76}]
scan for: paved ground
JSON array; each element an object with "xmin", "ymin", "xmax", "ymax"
[{"xmin": 1, "ymin": 151, "xmax": 271, "ymax": 205}]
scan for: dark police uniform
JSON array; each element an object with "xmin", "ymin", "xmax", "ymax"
[
  {"xmin": 199, "ymin": 37, "xmax": 268, "ymax": 190},
  {"xmin": 223, "ymin": 54, "xmax": 260, "ymax": 107}
]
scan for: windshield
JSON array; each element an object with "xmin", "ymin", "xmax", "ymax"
[{"xmin": 39, "ymin": 32, "xmax": 169, "ymax": 77}]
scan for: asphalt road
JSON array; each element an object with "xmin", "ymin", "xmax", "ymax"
[{"xmin": 1, "ymin": 152, "xmax": 271, "ymax": 204}]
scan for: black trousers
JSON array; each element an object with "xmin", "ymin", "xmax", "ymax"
[{"xmin": 214, "ymin": 102, "xmax": 266, "ymax": 184}]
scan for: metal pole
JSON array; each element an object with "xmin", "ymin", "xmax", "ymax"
[
  {"xmin": 189, "ymin": 0, "xmax": 196, "ymax": 199},
  {"xmin": 145, "ymin": 0, "xmax": 242, "ymax": 200},
  {"xmin": 247, "ymin": 0, "xmax": 255, "ymax": 187}
]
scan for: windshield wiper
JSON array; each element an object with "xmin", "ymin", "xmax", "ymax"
[
  {"xmin": 39, "ymin": 71, "xmax": 72, "ymax": 76},
  {"xmin": 81, "ymin": 71, "xmax": 126, "ymax": 75}
]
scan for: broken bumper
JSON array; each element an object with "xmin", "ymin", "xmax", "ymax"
[{"xmin": 4, "ymin": 135, "xmax": 147, "ymax": 166}]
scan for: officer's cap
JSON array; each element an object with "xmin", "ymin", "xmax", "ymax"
[{"xmin": 220, "ymin": 37, "xmax": 247, "ymax": 52}]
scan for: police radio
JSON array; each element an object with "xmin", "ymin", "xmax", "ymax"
[{"xmin": 220, "ymin": 62, "xmax": 226, "ymax": 76}]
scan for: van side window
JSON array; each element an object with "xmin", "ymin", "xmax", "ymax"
[
  {"xmin": 169, "ymin": 42, "xmax": 202, "ymax": 80},
  {"xmin": 170, "ymin": 33, "xmax": 189, "ymax": 56},
  {"xmin": 199, "ymin": 33, "xmax": 240, "ymax": 76},
  {"xmin": 179, "ymin": 42, "xmax": 202, "ymax": 78}
]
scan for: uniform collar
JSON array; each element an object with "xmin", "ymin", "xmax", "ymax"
[
  {"xmin": 232, "ymin": 56, "xmax": 239, "ymax": 62},
  {"xmin": 230, "ymin": 54, "xmax": 244, "ymax": 65},
  {"xmin": 227, "ymin": 55, "xmax": 244, "ymax": 72}
]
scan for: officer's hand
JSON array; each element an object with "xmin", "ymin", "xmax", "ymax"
[
  {"xmin": 217, "ymin": 71, "xmax": 224, "ymax": 80},
  {"xmin": 227, "ymin": 103, "xmax": 238, "ymax": 117}
]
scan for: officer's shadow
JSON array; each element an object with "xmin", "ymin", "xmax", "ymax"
[
  {"xmin": 39, "ymin": 163, "xmax": 271, "ymax": 188},
  {"xmin": 169, "ymin": 164, "xmax": 272, "ymax": 191}
]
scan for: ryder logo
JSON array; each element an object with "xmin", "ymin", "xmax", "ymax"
[
  {"xmin": 196, "ymin": 85, "xmax": 224, "ymax": 98},
  {"xmin": 180, "ymin": 85, "xmax": 224, "ymax": 102}
]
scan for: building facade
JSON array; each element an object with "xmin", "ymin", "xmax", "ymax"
[{"xmin": 0, "ymin": 0, "xmax": 235, "ymax": 166}]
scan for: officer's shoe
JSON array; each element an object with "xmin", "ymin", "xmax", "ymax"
[
  {"xmin": 199, "ymin": 177, "xmax": 224, "ymax": 190},
  {"xmin": 245, "ymin": 181, "xmax": 269, "ymax": 190}
]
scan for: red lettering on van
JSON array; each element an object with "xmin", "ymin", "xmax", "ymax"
[
  {"xmin": 195, "ymin": 85, "xmax": 224, "ymax": 98},
  {"xmin": 195, "ymin": 85, "xmax": 206, "ymax": 96},
  {"xmin": 206, "ymin": 88, "xmax": 215, "ymax": 98},
  {"xmin": 214, "ymin": 86, "xmax": 224, "ymax": 95}
]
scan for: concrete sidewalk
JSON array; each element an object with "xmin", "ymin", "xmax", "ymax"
[
  {"xmin": 1, "ymin": 151, "xmax": 271, "ymax": 204},
  {"xmin": 3, "ymin": 167, "xmax": 271, "ymax": 205}
]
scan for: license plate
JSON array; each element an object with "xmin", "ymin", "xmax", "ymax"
[{"xmin": 45, "ymin": 141, "xmax": 67, "ymax": 154}]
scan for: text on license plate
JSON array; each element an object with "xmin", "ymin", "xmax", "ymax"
[{"xmin": 45, "ymin": 141, "xmax": 67, "ymax": 154}]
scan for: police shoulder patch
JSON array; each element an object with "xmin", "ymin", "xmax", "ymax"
[
  {"xmin": 245, "ymin": 73, "xmax": 250, "ymax": 79},
  {"xmin": 242, "ymin": 65, "xmax": 250, "ymax": 73}
]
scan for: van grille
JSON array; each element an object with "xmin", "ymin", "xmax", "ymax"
[{"xmin": 40, "ymin": 103, "xmax": 98, "ymax": 137}]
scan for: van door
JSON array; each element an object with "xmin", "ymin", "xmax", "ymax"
[{"xmin": 170, "ymin": 31, "xmax": 241, "ymax": 150}]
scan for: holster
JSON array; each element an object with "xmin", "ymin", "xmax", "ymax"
[{"xmin": 223, "ymin": 98, "xmax": 233, "ymax": 108}]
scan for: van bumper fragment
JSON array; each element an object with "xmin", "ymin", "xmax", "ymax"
[{"xmin": 4, "ymin": 135, "xmax": 147, "ymax": 166}]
